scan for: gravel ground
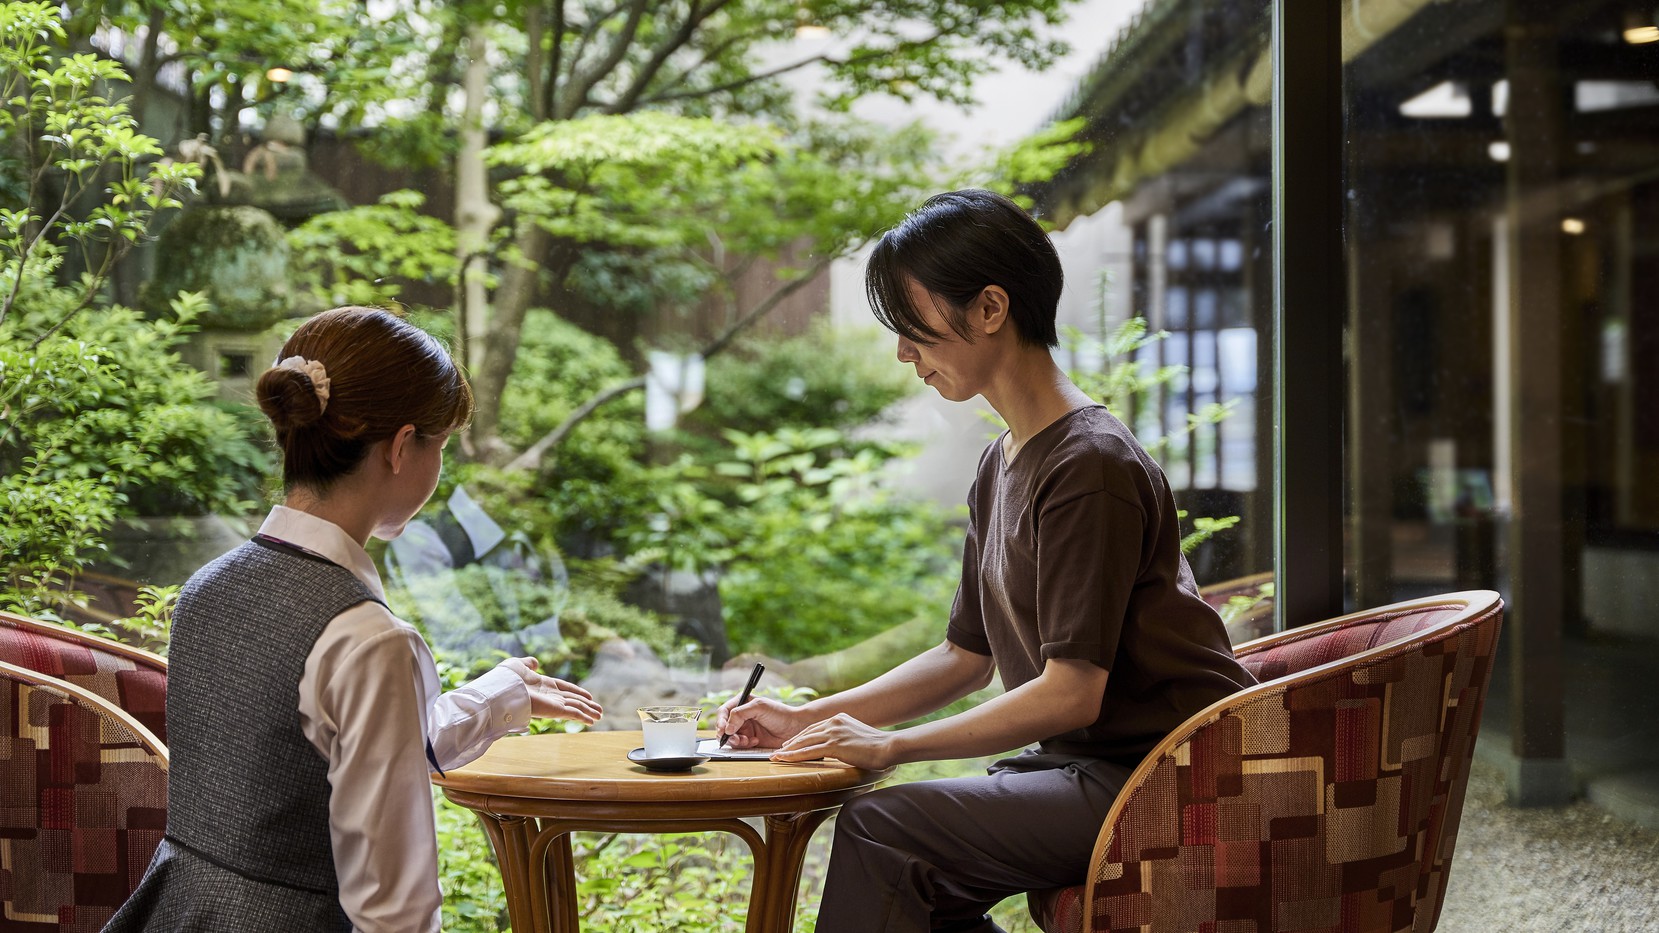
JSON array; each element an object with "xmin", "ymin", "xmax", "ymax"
[{"xmin": 1437, "ymin": 759, "xmax": 1659, "ymax": 933}]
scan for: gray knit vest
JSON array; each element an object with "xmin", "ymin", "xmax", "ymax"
[{"xmin": 165, "ymin": 536, "xmax": 380, "ymax": 897}]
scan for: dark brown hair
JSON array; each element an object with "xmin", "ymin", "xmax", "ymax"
[
  {"xmin": 865, "ymin": 188, "xmax": 1062, "ymax": 348},
  {"xmin": 256, "ymin": 306, "xmax": 473, "ymax": 492}
]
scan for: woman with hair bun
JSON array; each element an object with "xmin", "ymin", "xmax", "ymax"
[{"xmin": 106, "ymin": 306, "xmax": 602, "ymax": 932}]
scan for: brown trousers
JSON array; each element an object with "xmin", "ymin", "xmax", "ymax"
[{"xmin": 813, "ymin": 750, "xmax": 1130, "ymax": 933}]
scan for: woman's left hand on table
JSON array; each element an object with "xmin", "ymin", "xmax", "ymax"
[{"xmin": 772, "ymin": 713, "xmax": 896, "ymax": 769}]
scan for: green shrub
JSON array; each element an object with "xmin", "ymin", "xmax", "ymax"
[
  {"xmin": 497, "ymin": 308, "xmax": 644, "ymax": 469},
  {"xmin": 718, "ymin": 497, "xmax": 957, "ymax": 658},
  {"xmin": 618, "ymin": 426, "xmax": 960, "ymax": 660},
  {"xmin": 0, "ymin": 11, "xmax": 264, "ymax": 615},
  {"xmin": 686, "ymin": 322, "xmax": 916, "ymax": 438},
  {"xmin": 434, "ymin": 791, "xmax": 511, "ymax": 932}
]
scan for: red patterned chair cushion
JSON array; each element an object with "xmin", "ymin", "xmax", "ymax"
[
  {"xmin": 1029, "ymin": 591, "xmax": 1503, "ymax": 933},
  {"xmin": 0, "ymin": 612, "xmax": 167, "ymax": 744},
  {"xmin": 0, "ymin": 660, "xmax": 169, "ymax": 931}
]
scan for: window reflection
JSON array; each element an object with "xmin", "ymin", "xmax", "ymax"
[
  {"xmin": 1036, "ymin": 0, "xmax": 1272, "ymax": 594},
  {"xmin": 1032, "ymin": 7, "xmax": 1659, "ymax": 814}
]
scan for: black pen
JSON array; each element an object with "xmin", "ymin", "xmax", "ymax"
[{"xmin": 717, "ymin": 662, "xmax": 765, "ymax": 748}]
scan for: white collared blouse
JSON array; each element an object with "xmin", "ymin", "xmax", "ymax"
[{"xmin": 259, "ymin": 505, "xmax": 532, "ymax": 932}]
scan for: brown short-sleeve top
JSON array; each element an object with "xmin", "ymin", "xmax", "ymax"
[{"xmin": 946, "ymin": 405, "xmax": 1255, "ymax": 767}]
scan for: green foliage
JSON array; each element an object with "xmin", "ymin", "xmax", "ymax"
[
  {"xmin": 561, "ymin": 248, "xmax": 720, "ymax": 319},
  {"xmin": 687, "ymin": 324, "xmax": 917, "ymax": 439},
  {"xmin": 488, "ymin": 115, "xmax": 936, "ymax": 347},
  {"xmin": 434, "ymin": 791, "xmax": 510, "ymax": 932},
  {"xmin": 447, "ymin": 308, "xmax": 960, "ymax": 665},
  {"xmin": 495, "ymin": 309, "xmax": 642, "ymax": 456},
  {"xmin": 1, "ymin": 3, "xmax": 199, "ymax": 323},
  {"xmin": 626, "ymin": 426, "xmax": 958, "ymax": 659},
  {"xmin": 572, "ymin": 831, "xmax": 822, "ymax": 933},
  {"xmin": 0, "ymin": 294, "xmax": 270, "ymax": 612},
  {"xmin": 60, "ymin": 584, "xmax": 178, "ymax": 654},
  {"xmin": 1181, "ymin": 515, "xmax": 1241, "ymax": 555},
  {"xmin": 475, "ymin": 115, "xmax": 936, "ymax": 432},
  {"xmin": 0, "ymin": 8, "xmax": 265, "ymax": 615},
  {"xmin": 79, "ymin": 0, "xmax": 361, "ymax": 139},
  {"xmin": 306, "ymin": 1, "xmax": 1075, "ymax": 149},
  {"xmin": 983, "ymin": 117, "xmax": 1092, "ymax": 213},
  {"xmin": 1220, "ymin": 580, "xmax": 1274, "ymax": 626},
  {"xmin": 491, "ymin": 114, "xmax": 782, "ymax": 249},
  {"xmin": 1061, "ymin": 315, "xmax": 1238, "ymax": 468},
  {"xmin": 1, "ymin": 297, "xmax": 269, "ymax": 513},
  {"xmin": 481, "ymin": 308, "xmax": 658, "ymax": 548},
  {"xmin": 0, "ymin": 470, "xmax": 115, "ymax": 616},
  {"xmin": 467, "ymin": 309, "xmax": 958, "ymax": 665},
  {"xmin": 288, "ymin": 189, "xmax": 459, "ymax": 309}
]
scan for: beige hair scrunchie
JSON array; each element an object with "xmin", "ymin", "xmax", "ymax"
[{"xmin": 276, "ymin": 355, "xmax": 331, "ymax": 414}]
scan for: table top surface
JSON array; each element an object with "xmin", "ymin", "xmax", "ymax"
[{"xmin": 432, "ymin": 730, "xmax": 890, "ymax": 804}]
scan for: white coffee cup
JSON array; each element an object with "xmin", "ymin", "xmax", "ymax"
[{"xmin": 638, "ymin": 706, "xmax": 703, "ymax": 758}]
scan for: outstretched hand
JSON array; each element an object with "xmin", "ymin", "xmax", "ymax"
[{"xmin": 505, "ymin": 657, "xmax": 603, "ymax": 725}]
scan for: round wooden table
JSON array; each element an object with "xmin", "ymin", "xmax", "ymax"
[{"xmin": 433, "ymin": 730, "xmax": 891, "ymax": 933}]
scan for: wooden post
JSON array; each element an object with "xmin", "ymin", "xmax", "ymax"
[
  {"xmin": 1272, "ymin": 0, "xmax": 1346, "ymax": 629},
  {"xmin": 1347, "ymin": 231, "xmax": 1395, "ymax": 611},
  {"xmin": 1500, "ymin": 0, "xmax": 1570, "ymax": 805}
]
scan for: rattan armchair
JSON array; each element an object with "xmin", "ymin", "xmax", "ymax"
[{"xmin": 1030, "ymin": 590, "xmax": 1504, "ymax": 933}]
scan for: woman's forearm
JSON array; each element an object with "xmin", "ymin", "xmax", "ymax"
[
  {"xmin": 772, "ymin": 657, "xmax": 1109, "ymax": 770},
  {"xmin": 805, "ymin": 640, "xmax": 994, "ymax": 728},
  {"xmin": 885, "ymin": 658, "xmax": 1107, "ymax": 764}
]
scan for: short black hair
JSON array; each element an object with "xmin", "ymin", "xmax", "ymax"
[{"xmin": 865, "ymin": 189, "xmax": 1062, "ymax": 348}]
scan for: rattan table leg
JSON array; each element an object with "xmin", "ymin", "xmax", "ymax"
[
  {"xmin": 543, "ymin": 826, "xmax": 580, "ymax": 933},
  {"xmin": 480, "ymin": 815, "xmax": 541, "ymax": 933},
  {"xmin": 745, "ymin": 809, "xmax": 837, "ymax": 933}
]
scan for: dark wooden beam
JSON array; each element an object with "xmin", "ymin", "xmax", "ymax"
[
  {"xmin": 1272, "ymin": 0, "xmax": 1346, "ymax": 628},
  {"xmin": 1501, "ymin": 0, "xmax": 1572, "ymax": 806}
]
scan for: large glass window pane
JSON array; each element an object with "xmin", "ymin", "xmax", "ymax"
[
  {"xmin": 1342, "ymin": 0, "xmax": 1659, "ymax": 810},
  {"xmin": 1032, "ymin": 1, "xmax": 1274, "ymax": 622}
]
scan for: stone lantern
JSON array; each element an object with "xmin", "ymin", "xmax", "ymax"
[{"xmin": 142, "ymin": 114, "xmax": 349, "ymax": 402}]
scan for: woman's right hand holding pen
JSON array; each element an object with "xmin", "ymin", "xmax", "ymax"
[
  {"xmin": 718, "ymin": 699, "xmax": 898, "ymax": 768},
  {"xmin": 716, "ymin": 694, "xmax": 815, "ymax": 749}
]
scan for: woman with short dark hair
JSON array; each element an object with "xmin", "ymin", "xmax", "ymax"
[
  {"xmin": 106, "ymin": 306, "xmax": 602, "ymax": 932},
  {"xmin": 720, "ymin": 190, "xmax": 1255, "ymax": 932}
]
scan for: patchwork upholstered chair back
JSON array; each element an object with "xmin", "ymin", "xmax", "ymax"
[
  {"xmin": 0, "ymin": 659, "xmax": 169, "ymax": 930},
  {"xmin": 0, "ymin": 610, "xmax": 168, "ymax": 744},
  {"xmin": 1031, "ymin": 590, "xmax": 1504, "ymax": 933}
]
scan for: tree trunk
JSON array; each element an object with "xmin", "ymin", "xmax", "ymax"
[
  {"xmin": 469, "ymin": 226, "xmax": 555, "ymax": 457},
  {"xmin": 454, "ymin": 26, "xmax": 499, "ymax": 379},
  {"xmin": 465, "ymin": 4, "xmax": 556, "ymax": 462}
]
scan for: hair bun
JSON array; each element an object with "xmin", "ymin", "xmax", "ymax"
[{"xmin": 257, "ymin": 365, "xmax": 327, "ymax": 433}]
